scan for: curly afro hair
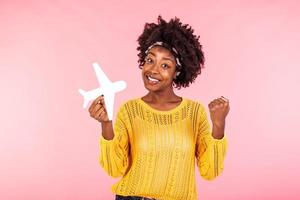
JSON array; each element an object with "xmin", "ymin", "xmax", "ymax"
[{"xmin": 137, "ymin": 15, "xmax": 205, "ymax": 89}]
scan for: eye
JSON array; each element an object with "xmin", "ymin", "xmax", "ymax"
[
  {"xmin": 161, "ymin": 64, "xmax": 169, "ymax": 69},
  {"xmin": 145, "ymin": 57, "xmax": 153, "ymax": 63}
]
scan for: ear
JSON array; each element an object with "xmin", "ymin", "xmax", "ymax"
[
  {"xmin": 139, "ymin": 63, "xmax": 144, "ymax": 69},
  {"xmin": 173, "ymin": 71, "xmax": 180, "ymax": 79},
  {"xmin": 173, "ymin": 72, "xmax": 176, "ymax": 79}
]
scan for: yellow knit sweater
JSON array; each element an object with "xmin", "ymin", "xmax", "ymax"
[{"xmin": 99, "ymin": 97, "xmax": 228, "ymax": 200}]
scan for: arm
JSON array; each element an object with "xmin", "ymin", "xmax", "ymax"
[
  {"xmin": 99, "ymin": 105, "xmax": 130, "ymax": 178},
  {"xmin": 195, "ymin": 105, "xmax": 228, "ymax": 180}
]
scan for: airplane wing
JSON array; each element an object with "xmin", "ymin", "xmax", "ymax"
[
  {"xmin": 104, "ymin": 92, "xmax": 115, "ymax": 121},
  {"xmin": 92, "ymin": 62, "xmax": 112, "ymax": 86}
]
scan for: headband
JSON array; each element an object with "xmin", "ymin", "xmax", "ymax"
[{"xmin": 145, "ymin": 41, "xmax": 182, "ymax": 68}]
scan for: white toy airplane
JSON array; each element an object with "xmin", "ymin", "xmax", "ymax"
[{"xmin": 78, "ymin": 62, "xmax": 127, "ymax": 120}]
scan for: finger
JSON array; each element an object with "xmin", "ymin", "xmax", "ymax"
[
  {"xmin": 98, "ymin": 110, "xmax": 108, "ymax": 121},
  {"xmin": 209, "ymin": 104, "xmax": 217, "ymax": 111},
  {"xmin": 211, "ymin": 99, "xmax": 220, "ymax": 105},
  {"xmin": 211, "ymin": 102, "xmax": 222, "ymax": 109},
  {"xmin": 99, "ymin": 96, "xmax": 106, "ymax": 107},
  {"xmin": 212, "ymin": 99, "xmax": 218, "ymax": 103},
  {"xmin": 98, "ymin": 99, "xmax": 107, "ymax": 113},
  {"xmin": 211, "ymin": 99, "xmax": 221, "ymax": 106},
  {"xmin": 209, "ymin": 101, "xmax": 216, "ymax": 106},
  {"xmin": 215, "ymin": 99, "xmax": 223, "ymax": 104},
  {"xmin": 89, "ymin": 95, "xmax": 103, "ymax": 112},
  {"xmin": 91, "ymin": 95, "xmax": 106, "ymax": 114},
  {"xmin": 90, "ymin": 105, "xmax": 101, "ymax": 118},
  {"xmin": 95, "ymin": 107, "xmax": 105, "ymax": 119},
  {"xmin": 218, "ymin": 97, "xmax": 227, "ymax": 103},
  {"xmin": 91, "ymin": 102, "xmax": 104, "ymax": 116},
  {"xmin": 93, "ymin": 95, "xmax": 103, "ymax": 107},
  {"xmin": 219, "ymin": 97, "xmax": 230, "ymax": 108},
  {"xmin": 97, "ymin": 95, "xmax": 105, "ymax": 106},
  {"xmin": 208, "ymin": 102, "xmax": 216, "ymax": 109},
  {"xmin": 209, "ymin": 100, "xmax": 222, "ymax": 110},
  {"xmin": 215, "ymin": 99, "xmax": 225, "ymax": 107},
  {"xmin": 221, "ymin": 96, "xmax": 229, "ymax": 103}
]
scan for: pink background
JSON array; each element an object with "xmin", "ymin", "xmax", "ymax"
[{"xmin": 1, "ymin": 0, "xmax": 299, "ymax": 199}]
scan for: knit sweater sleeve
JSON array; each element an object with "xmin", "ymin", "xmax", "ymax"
[
  {"xmin": 195, "ymin": 104, "xmax": 228, "ymax": 181},
  {"xmin": 99, "ymin": 104, "xmax": 130, "ymax": 178}
]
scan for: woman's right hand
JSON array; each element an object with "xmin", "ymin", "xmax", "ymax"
[{"xmin": 89, "ymin": 95, "xmax": 110, "ymax": 123}]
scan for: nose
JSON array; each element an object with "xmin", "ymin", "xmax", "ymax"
[
  {"xmin": 148, "ymin": 62, "xmax": 159, "ymax": 74},
  {"xmin": 149, "ymin": 68, "xmax": 159, "ymax": 75}
]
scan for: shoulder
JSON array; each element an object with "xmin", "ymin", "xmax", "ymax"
[
  {"xmin": 183, "ymin": 97, "xmax": 206, "ymax": 112},
  {"xmin": 116, "ymin": 97, "xmax": 140, "ymax": 111},
  {"xmin": 183, "ymin": 98, "xmax": 210, "ymax": 125},
  {"xmin": 121, "ymin": 97, "xmax": 140, "ymax": 106}
]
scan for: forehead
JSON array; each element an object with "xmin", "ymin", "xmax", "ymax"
[{"xmin": 148, "ymin": 46, "xmax": 175, "ymax": 58}]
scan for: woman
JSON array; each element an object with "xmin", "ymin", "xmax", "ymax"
[{"xmin": 89, "ymin": 16, "xmax": 230, "ymax": 200}]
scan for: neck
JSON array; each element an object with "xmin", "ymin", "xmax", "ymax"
[{"xmin": 143, "ymin": 88, "xmax": 180, "ymax": 104}]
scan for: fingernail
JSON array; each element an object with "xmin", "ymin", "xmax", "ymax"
[{"xmin": 221, "ymin": 96, "xmax": 228, "ymax": 101}]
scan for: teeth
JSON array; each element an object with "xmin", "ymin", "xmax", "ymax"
[{"xmin": 147, "ymin": 76, "xmax": 159, "ymax": 82}]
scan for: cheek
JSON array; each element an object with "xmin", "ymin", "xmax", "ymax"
[
  {"xmin": 141, "ymin": 64, "xmax": 151, "ymax": 72},
  {"xmin": 161, "ymin": 70, "xmax": 175, "ymax": 79},
  {"xmin": 141, "ymin": 67, "xmax": 147, "ymax": 74}
]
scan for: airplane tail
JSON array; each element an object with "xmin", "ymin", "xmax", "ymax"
[{"xmin": 78, "ymin": 89, "xmax": 89, "ymax": 108}]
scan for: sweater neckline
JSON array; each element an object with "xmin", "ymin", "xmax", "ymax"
[{"xmin": 137, "ymin": 97, "xmax": 186, "ymax": 114}]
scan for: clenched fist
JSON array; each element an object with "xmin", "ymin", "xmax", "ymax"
[
  {"xmin": 208, "ymin": 96, "xmax": 230, "ymax": 127},
  {"xmin": 89, "ymin": 95, "xmax": 110, "ymax": 123}
]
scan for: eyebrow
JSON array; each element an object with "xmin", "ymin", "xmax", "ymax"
[{"xmin": 147, "ymin": 52, "xmax": 175, "ymax": 64}]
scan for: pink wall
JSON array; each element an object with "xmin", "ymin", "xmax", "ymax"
[{"xmin": 1, "ymin": 0, "xmax": 299, "ymax": 199}]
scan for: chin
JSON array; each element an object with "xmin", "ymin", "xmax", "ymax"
[{"xmin": 146, "ymin": 86, "xmax": 166, "ymax": 94}]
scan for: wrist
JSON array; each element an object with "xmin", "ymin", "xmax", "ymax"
[
  {"xmin": 212, "ymin": 133, "xmax": 225, "ymax": 139},
  {"xmin": 212, "ymin": 121, "xmax": 225, "ymax": 139},
  {"xmin": 101, "ymin": 120, "xmax": 112, "ymax": 124},
  {"xmin": 212, "ymin": 120, "xmax": 225, "ymax": 128}
]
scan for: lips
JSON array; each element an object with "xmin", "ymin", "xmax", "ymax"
[{"xmin": 145, "ymin": 75, "xmax": 160, "ymax": 84}]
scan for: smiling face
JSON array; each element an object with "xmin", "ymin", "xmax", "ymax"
[{"xmin": 142, "ymin": 46, "xmax": 177, "ymax": 93}]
